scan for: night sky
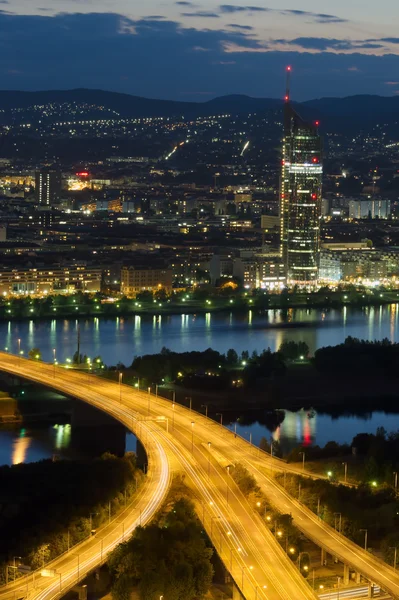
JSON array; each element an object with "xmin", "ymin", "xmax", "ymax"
[{"xmin": 2, "ymin": 0, "xmax": 399, "ymax": 100}]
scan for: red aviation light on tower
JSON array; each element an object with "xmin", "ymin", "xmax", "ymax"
[
  {"xmin": 285, "ymin": 66, "xmax": 292, "ymax": 102},
  {"xmin": 312, "ymin": 157, "xmax": 319, "ymax": 164},
  {"xmin": 311, "ymin": 193, "xmax": 317, "ymax": 200}
]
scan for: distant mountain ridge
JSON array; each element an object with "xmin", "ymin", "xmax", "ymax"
[{"xmin": 0, "ymin": 88, "xmax": 398, "ymax": 124}]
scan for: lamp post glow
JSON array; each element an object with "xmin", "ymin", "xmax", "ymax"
[
  {"xmin": 191, "ymin": 421, "xmax": 195, "ymax": 453},
  {"xmin": 119, "ymin": 372, "xmax": 122, "ymax": 403},
  {"xmin": 390, "ymin": 546, "xmax": 397, "ymax": 570},
  {"xmin": 216, "ymin": 412, "xmax": 223, "ymax": 426},
  {"xmin": 201, "ymin": 404, "xmax": 208, "ymax": 418},
  {"xmin": 299, "ymin": 451, "xmax": 305, "ymax": 472},
  {"xmin": 53, "ymin": 348, "xmax": 56, "ymax": 377},
  {"xmin": 360, "ymin": 529, "xmax": 368, "ymax": 551}
]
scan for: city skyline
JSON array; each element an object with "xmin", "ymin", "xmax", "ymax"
[{"xmin": 1, "ymin": 1, "xmax": 399, "ymax": 100}]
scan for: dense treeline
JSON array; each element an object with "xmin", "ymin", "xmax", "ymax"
[
  {"xmin": 128, "ymin": 342, "xmax": 309, "ymax": 389},
  {"xmin": 313, "ymin": 336, "xmax": 399, "ymax": 374},
  {"xmin": 0, "ymin": 453, "xmax": 142, "ymax": 583},
  {"xmin": 287, "ymin": 427, "xmax": 399, "ymax": 483},
  {"xmin": 275, "ymin": 471, "xmax": 399, "ymax": 564},
  {"xmin": 108, "ymin": 498, "xmax": 213, "ymax": 600}
]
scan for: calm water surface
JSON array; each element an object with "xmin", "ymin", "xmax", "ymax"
[
  {"xmin": 228, "ymin": 410, "xmax": 399, "ymax": 454},
  {"xmin": 1, "ymin": 410, "xmax": 399, "ymax": 466},
  {"xmin": 1, "ymin": 304, "xmax": 399, "ymax": 364},
  {"xmin": 0, "ymin": 424, "xmax": 137, "ymax": 466}
]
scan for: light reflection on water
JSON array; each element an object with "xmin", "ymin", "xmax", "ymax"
[
  {"xmin": 1, "ymin": 424, "xmax": 72, "ymax": 466},
  {"xmin": 228, "ymin": 409, "xmax": 399, "ymax": 454},
  {"xmin": 2, "ymin": 305, "xmax": 399, "ymax": 365}
]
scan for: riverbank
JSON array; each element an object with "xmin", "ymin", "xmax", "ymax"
[{"xmin": 1, "ymin": 288, "xmax": 399, "ymax": 322}]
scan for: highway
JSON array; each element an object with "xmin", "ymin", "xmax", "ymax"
[{"xmin": 0, "ymin": 354, "xmax": 319, "ymax": 600}]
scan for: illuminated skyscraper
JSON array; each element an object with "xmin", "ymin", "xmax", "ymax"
[{"xmin": 280, "ymin": 67, "xmax": 323, "ymax": 284}]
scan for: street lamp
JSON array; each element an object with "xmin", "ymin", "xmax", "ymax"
[
  {"xmin": 299, "ymin": 451, "xmax": 305, "ymax": 472},
  {"xmin": 390, "ymin": 546, "xmax": 397, "ymax": 570},
  {"xmin": 53, "ymin": 348, "xmax": 56, "ymax": 377},
  {"xmin": 394, "ymin": 471, "xmax": 398, "ymax": 494},
  {"xmin": 216, "ymin": 412, "xmax": 223, "ymax": 426},
  {"xmin": 207, "ymin": 441, "xmax": 211, "ymax": 477},
  {"xmin": 13, "ymin": 557, "xmax": 21, "ymax": 581},
  {"xmin": 186, "ymin": 396, "xmax": 192, "ymax": 411},
  {"xmin": 334, "ymin": 512, "xmax": 342, "ymax": 533},
  {"xmin": 241, "ymin": 565, "xmax": 253, "ymax": 589},
  {"xmin": 119, "ymin": 372, "xmax": 123, "ymax": 403},
  {"xmin": 89, "ymin": 512, "xmax": 98, "ymax": 533},
  {"xmin": 172, "ymin": 402, "xmax": 175, "ymax": 429},
  {"xmin": 342, "ymin": 462, "xmax": 348, "ymax": 484},
  {"xmin": 211, "ymin": 515, "xmax": 221, "ymax": 536},
  {"xmin": 148, "ymin": 387, "xmax": 151, "ymax": 415},
  {"xmin": 201, "ymin": 404, "xmax": 208, "ymax": 418},
  {"xmin": 191, "ymin": 421, "xmax": 195, "ymax": 453},
  {"xmin": 360, "ymin": 529, "xmax": 368, "ymax": 551},
  {"xmin": 17, "ymin": 338, "xmax": 21, "ymax": 363}
]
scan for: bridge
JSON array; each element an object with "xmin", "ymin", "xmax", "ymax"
[{"xmin": 0, "ymin": 353, "xmax": 397, "ymax": 600}]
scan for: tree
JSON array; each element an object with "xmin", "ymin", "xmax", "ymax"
[
  {"xmin": 28, "ymin": 348, "xmax": 41, "ymax": 360},
  {"xmin": 226, "ymin": 349, "xmax": 238, "ymax": 366},
  {"xmin": 278, "ymin": 341, "xmax": 309, "ymax": 361},
  {"xmin": 108, "ymin": 498, "xmax": 213, "ymax": 600}
]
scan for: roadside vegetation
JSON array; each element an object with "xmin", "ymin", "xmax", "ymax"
[
  {"xmin": 108, "ymin": 478, "xmax": 214, "ymax": 600},
  {"xmin": 0, "ymin": 453, "xmax": 143, "ymax": 584}
]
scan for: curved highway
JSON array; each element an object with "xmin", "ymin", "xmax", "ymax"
[{"xmin": 0, "ymin": 354, "xmax": 319, "ymax": 600}]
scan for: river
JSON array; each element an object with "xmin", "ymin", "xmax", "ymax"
[
  {"xmin": 2, "ymin": 304, "xmax": 399, "ymax": 365},
  {"xmin": 1, "ymin": 407, "xmax": 399, "ymax": 466},
  {"xmin": 1, "ymin": 305, "xmax": 399, "ymax": 466}
]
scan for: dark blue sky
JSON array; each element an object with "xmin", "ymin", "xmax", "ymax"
[{"xmin": 1, "ymin": 1, "xmax": 399, "ymax": 100}]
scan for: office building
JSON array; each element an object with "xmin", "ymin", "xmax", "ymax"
[
  {"xmin": 0, "ymin": 265, "xmax": 103, "ymax": 295},
  {"xmin": 35, "ymin": 168, "xmax": 62, "ymax": 206},
  {"xmin": 280, "ymin": 70, "xmax": 323, "ymax": 284},
  {"xmin": 121, "ymin": 265, "xmax": 173, "ymax": 296},
  {"xmin": 349, "ymin": 199, "xmax": 390, "ymax": 220}
]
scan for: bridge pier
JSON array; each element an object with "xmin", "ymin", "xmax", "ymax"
[
  {"xmin": 356, "ymin": 572, "xmax": 361, "ymax": 584},
  {"xmin": 71, "ymin": 399, "xmax": 126, "ymax": 457},
  {"xmin": 321, "ymin": 548, "xmax": 326, "ymax": 566},
  {"xmin": 232, "ymin": 582, "xmax": 244, "ymax": 600},
  {"xmin": 368, "ymin": 582, "xmax": 375, "ymax": 598},
  {"xmin": 343, "ymin": 564, "xmax": 350, "ymax": 586}
]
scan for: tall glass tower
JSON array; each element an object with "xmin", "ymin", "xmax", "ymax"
[{"xmin": 280, "ymin": 69, "xmax": 323, "ymax": 285}]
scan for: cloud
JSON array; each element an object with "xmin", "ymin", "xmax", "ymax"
[
  {"xmin": 228, "ymin": 24, "xmax": 254, "ymax": 30},
  {"xmin": 276, "ymin": 37, "xmax": 384, "ymax": 51},
  {"xmin": 0, "ymin": 11, "xmax": 398, "ymax": 102},
  {"xmin": 175, "ymin": 1, "xmax": 193, "ymax": 4},
  {"xmin": 385, "ymin": 81, "xmax": 399, "ymax": 85},
  {"xmin": 182, "ymin": 11, "xmax": 220, "ymax": 18},
  {"xmin": 219, "ymin": 5, "xmax": 267, "ymax": 13},
  {"xmin": 218, "ymin": 4, "xmax": 347, "ymax": 22}
]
